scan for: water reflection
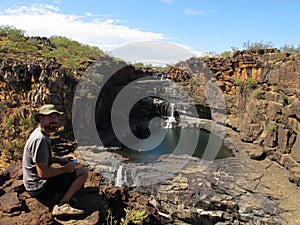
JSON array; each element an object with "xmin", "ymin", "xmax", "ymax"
[{"xmin": 116, "ymin": 128, "xmax": 233, "ymax": 163}]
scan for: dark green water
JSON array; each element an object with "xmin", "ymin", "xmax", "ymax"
[{"xmin": 116, "ymin": 128, "xmax": 234, "ymax": 163}]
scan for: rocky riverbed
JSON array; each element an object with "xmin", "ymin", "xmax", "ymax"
[
  {"xmin": 0, "ymin": 125, "xmax": 300, "ymax": 224},
  {"xmin": 76, "ymin": 123, "xmax": 300, "ymax": 225}
]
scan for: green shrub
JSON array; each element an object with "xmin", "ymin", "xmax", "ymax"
[
  {"xmin": 6, "ymin": 116, "xmax": 14, "ymax": 127},
  {"xmin": 105, "ymin": 208, "xmax": 147, "ymax": 225},
  {"xmin": 121, "ymin": 208, "xmax": 147, "ymax": 225},
  {"xmin": 246, "ymin": 78, "xmax": 257, "ymax": 89},
  {"xmin": 45, "ymin": 36, "xmax": 104, "ymax": 69},
  {"xmin": 188, "ymin": 78, "xmax": 195, "ymax": 84},
  {"xmin": 220, "ymin": 51, "xmax": 232, "ymax": 58},
  {"xmin": 280, "ymin": 44, "xmax": 300, "ymax": 54},
  {"xmin": 20, "ymin": 117, "xmax": 36, "ymax": 130},
  {"xmin": 285, "ymin": 146, "xmax": 291, "ymax": 154},
  {"xmin": 234, "ymin": 78, "xmax": 257, "ymax": 90},
  {"xmin": 0, "ymin": 25, "xmax": 26, "ymax": 41},
  {"xmin": 253, "ymin": 90, "xmax": 265, "ymax": 100},
  {"xmin": 267, "ymin": 121, "xmax": 278, "ymax": 132},
  {"xmin": 280, "ymin": 94, "xmax": 290, "ymax": 106},
  {"xmin": 234, "ymin": 79, "xmax": 244, "ymax": 87},
  {"xmin": 270, "ymin": 82, "xmax": 279, "ymax": 92},
  {"xmin": 243, "ymin": 40, "xmax": 274, "ymax": 50}
]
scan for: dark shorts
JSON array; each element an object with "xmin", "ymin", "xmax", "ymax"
[{"xmin": 28, "ymin": 172, "xmax": 77, "ymax": 201}]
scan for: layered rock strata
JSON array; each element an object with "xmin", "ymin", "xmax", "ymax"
[{"xmin": 167, "ymin": 50, "xmax": 300, "ymax": 185}]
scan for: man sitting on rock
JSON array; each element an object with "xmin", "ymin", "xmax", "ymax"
[{"xmin": 22, "ymin": 104, "xmax": 88, "ymax": 216}]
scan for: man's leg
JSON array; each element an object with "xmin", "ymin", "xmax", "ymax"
[
  {"xmin": 60, "ymin": 166, "xmax": 88, "ymax": 203},
  {"xmin": 52, "ymin": 166, "xmax": 88, "ymax": 216}
]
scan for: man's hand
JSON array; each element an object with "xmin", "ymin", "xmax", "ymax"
[
  {"xmin": 61, "ymin": 155, "xmax": 76, "ymax": 163},
  {"xmin": 63, "ymin": 162, "xmax": 79, "ymax": 173}
]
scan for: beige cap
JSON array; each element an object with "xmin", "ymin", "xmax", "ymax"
[{"xmin": 34, "ymin": 104, "xmax": 63, "ymax": 122}]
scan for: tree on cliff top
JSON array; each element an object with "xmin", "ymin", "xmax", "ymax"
[
  {"xmin": 0, "ymin": 25, "xmax": 26, "ymax": 41},
  {"xmin": 0, "ymin": 26, "xmax": 104, "ymax": 69},
  {"xmin": 242, "ymin": 40, "xmax": 275, "ymax": 50},
  {"xmin": 46, "ymin": 36, "xmax": 104, "ymax": 69}
]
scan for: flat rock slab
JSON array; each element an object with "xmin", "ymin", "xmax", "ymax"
[{"xmin": 0, "ymin": 192, "xmax": 21, "ymax": 213}]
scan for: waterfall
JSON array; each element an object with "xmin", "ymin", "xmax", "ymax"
[
  {"xmin": 162, "ymin": 103, "xmax": 177, "ymax": 129},
  {"xmin": 170, "ymin": 103, "xmax": 175, "ymax": 118},
  {"xmin": 115, "ymin": 165, "xmax": 125, "ymax": 187}
]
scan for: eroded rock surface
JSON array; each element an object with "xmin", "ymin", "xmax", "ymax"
[{"xmin": 77, "ymin": 128, "xmax": 300, "ymax": 225}]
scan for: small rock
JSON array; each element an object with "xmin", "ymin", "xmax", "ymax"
[
  {"xmin": 220, "ymin": 200, "xmax": 238, "ymax": 211},
  {"xmin": 0, "ymin": 192, "xmax": 21, "ymax": 212},
  {"xmin": 289, "ymin": 166, "xmax": 300, "ymax": 186},
  {"xmin": 280, "ymin": 154, "xmax": 298, "ymax": 170},
  {"xmin": 249, "ymin": 149, "xmax": 266, "ymax": 160},
  {"xmin": 5, "ymin": 163, "xmax": 23, "ymax": 180},
  {"xmin": 263, "ymin": 147, "xmax": 276, "ymax": 156}
]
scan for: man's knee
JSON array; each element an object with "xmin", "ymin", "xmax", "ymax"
[
  {"xmin": 75, "ymin": 166, "xmax": 88, "ymax": 180},
  {"xmin": 82, "ymin": 167, "xmax": 88, "ymax": 179}
]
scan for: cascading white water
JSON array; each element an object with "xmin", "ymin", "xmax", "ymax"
[
  {"xmin": 115, "ymin": 165, "xmax": 125, "ymax": 187},
  {"xmin": 163, "ymin": 103, "xmax": 177, "ymax": 129},
  {"xmin": 170, "ymin": 103, "xmax": 175, "ymax": 118}
]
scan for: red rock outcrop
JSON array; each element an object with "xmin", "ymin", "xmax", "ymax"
[
  {"xmin": 0, "ymin": 162, "xmax": 162, "ymax": 224},
  {"xmin": 169, "ymin": 49, "xmax": 300, "ymax": 185}
]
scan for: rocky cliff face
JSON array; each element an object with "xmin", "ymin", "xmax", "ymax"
[
  {"xmin": 1, "ymin": 46, "xmax": 300, "ymax": 182},
  {"xmin": 167, "ymin": 49, "xmax": 300, "ymax": 185},
  {"xmin": 1, "ymin": 38, "xmax": 300, "ymax": 224}
]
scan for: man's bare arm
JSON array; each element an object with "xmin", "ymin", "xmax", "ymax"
[{"xmin": 36, "ymin": 161, "xmax": 77, "ymax": 179}]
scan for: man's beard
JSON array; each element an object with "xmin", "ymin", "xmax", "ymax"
[{"xmin": 45, "ymin": 123, "xmax": 58, "ymax": 133}]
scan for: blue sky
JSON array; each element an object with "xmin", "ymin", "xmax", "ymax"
[{"xmin": 0, "ymin": 0, "xmax": 299, "ymax": 56}]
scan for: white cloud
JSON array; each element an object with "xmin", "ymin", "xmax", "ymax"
[
  {"xmin": 111, "ymin": 41, "xmax": 196, "ymax": 65},
  {"xmin": 0, "ymin": 4, "xmax": 167, "ymax": 51},
  {"xmin": 4, "ymin": 4, "xmax": 59, "ymax": 14},
  {"xmin": 184, "ymin": 8, "xmax": 204, "ymax": 15}
]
